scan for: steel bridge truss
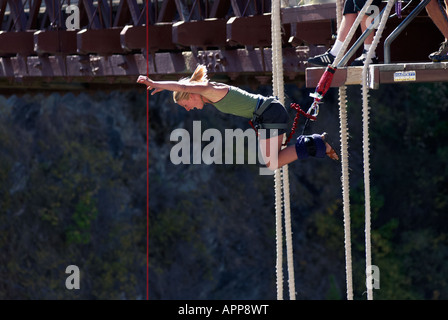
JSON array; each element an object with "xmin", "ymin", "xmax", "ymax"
[
  {"xmin": 0, "ymin": 0, "xmax": 312, "ymax": 90},
  {"xmin": 0, "ymin": 0, "xmax": 446, "ymax": 92}
]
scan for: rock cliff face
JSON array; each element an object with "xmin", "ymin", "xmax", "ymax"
[
  {"xmin": 2, "ymin": 82, "xmax": 447, "ymax": 300},
  {"xmin": 147, "ymin": 83, "xmax": 351, "ymax": 300},
  {"xmin": 0, "ymin": 84, "xmax": 346, "ymax": 299},
  {"xmin": 0, "ymin": 91, "xmax": 148, "ymax": 299}
]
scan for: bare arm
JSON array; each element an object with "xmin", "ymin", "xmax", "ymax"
[
  {"xmin": 137, "ymin": 75, "xmax": 207, "ymax": 94},
  {"xmin": 136, "ymin": 75, "xmax": 228, "ymax": 102}
]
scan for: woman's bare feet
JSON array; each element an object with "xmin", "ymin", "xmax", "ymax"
[{"xmin": 322, "ymin": 133, "xmax": 339, "ymax": 161}]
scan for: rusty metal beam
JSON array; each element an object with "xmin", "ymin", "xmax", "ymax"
[
  {"xmin": 120, "ymin": 22, "xmax": 177, "ymax": 53},
  {"xmin": 120, "ymin": 25, "xmax": 145, "ymax": 52},
  {"xmin": 26, "ymin": 55, "xmax": 66, "ymax": 78},
  {"xmin": 77, "ymin": 28, "xmax": 124, "ymax": 55},
  {"xmin": 12, "ymin": 49, "xmax": 447, "ymax": 89},
  {"xmin": 148, "ymin": 23, "xmax": 177, "ymax": 51},
  {"xmin": 0, "ymin": 1, "xmax": 444, "ymax": 92},
  {"xmin": 34, "ymin": 30, "xmax": 78, "ymax": 55},
  {"xmin": 0, "ymin": 47, "xmax": 308, "ymax": 83},
  {"xmin": 281, "ymin": 3, "xmax": 336, "ymax": 23},
  {"xmin": 0, "ymin": 31, "xmax": 35, "ymax": 55},
  {"xmin": 172, "ymin": 19, "xmax": 227, "ymax": 48},
  {"xmin": 226, "ymin": 14, "xmax": 271, "ymax": 47},
  {"xmin": 119, "ymin": 23, "xmax": 172, "ymax": 53},
  {"xmin": 289, "ymin": 21, "xmax": 334, "ymax": 47}
]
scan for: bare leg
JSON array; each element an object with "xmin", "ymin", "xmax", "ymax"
[
  {"xmin": 426, "ymin": 0, "xmax": 448, "ymax": 39},
  {"xmin": 339, "ymin": 13, "xmax": 376, "ymax": 44},
  {"xmin": 361, "ymin": 14, "xmax": 376, "ymax": 45},
  {"xmin": 337, "ymin": 13, "xmax": 358, "ymax": 42},
  {"xmin": 258, "ymin": 135, "xmax": 290, "ymax": 170},
  {"xmin": 259, "ymin": 134, "xmax": 338, "ymax": 171}
]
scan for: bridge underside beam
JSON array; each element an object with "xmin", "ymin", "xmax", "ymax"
[
  {"xmin": 0, "ymin": 46, "xmax": 328, "ymax": 87},
  {"xmin": 0, "ymin": 1, "xmax": 444, "ymax": 93}
]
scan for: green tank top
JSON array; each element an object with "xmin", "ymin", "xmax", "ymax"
[{"xmin": 212, "ymin": 86, "xmax": 264, "ymax": 119}]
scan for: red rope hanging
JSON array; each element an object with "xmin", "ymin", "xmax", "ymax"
[
  {"xmin": 283, "ymin": 103, "xmax": 317, "ymax": 146},
  {"xmin": 249, "ymin": 103, "xmax": 317, "ymax": 145}
]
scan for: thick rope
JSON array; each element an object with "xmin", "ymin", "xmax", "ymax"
[
  {"xmin": 274, "ymin": 169, "xmax": 284, "ymax": 300},
  {"xmin": 339, "ymin": 86, "xmax": 353, "ymax": 300},
  {"xmin": 335, "ymin": 0, "xmax": 354, "ymax": 301},
  {"xmin": 272, "ymin": 0, "xmax": 284, "ymax": 300},
  {"xmin": 282, "ymin": 165, "xmax": 295, "ymax": 300},
  {"xmin": 360, "ymin": 0, "xmax": 396, "ymax": 300},
  {"xmin": 336, "ymin": 0, "xmax": 344, "ymax": 27},
  {"xmin": 332, "ymin": 0, "xmax": 375, "ymax": 68},
  {"xmin": 271, "ymin": 0, "xmax": 296, "ymax": 300}
]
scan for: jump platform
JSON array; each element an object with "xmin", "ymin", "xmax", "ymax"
[{"xmin": 306, "ymin": 62, "xmax": 448, "ymax": 89}]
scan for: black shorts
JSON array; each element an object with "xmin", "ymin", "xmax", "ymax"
[
  {"xmin": 254, "ymin": 101, "xmax": 289, "ymax": 140},
  {"xmin": 343, "ymin": 0, "xmax": 382, "ymax": 15}
]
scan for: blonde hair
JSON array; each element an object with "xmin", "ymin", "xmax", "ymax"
[{"xmin": 173, "ymin": 64, "xmax": 209, "ymax": 103}]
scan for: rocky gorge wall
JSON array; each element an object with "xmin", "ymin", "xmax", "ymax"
[{"xmin": 1, "ymin": 81, "xmax": 447, "ymax": 300}]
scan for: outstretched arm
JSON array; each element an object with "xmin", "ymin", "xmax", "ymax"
[{"xmin": 137, "ymin": 75, "xmax": 209, "ymax": 96}]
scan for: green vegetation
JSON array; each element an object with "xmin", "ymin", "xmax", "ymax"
[
  {"xmin": 0, "ymin": 93, "xmax": 145, "ymax": 299},
  {"xmin": 313, "ymin": 82, "xmax": 448, "ymax": 299},
  {"xmin": 0, "ymin": 82, "xmax": 447, "ymax": 299}
]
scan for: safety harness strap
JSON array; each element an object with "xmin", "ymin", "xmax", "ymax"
[
  {"xmin": 254, "ymin": 97, "xmax": 276, "ymax": 117},
  {"xmin": 250, "ymin": 97, "xmax": 288, "ymax": 133}
]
